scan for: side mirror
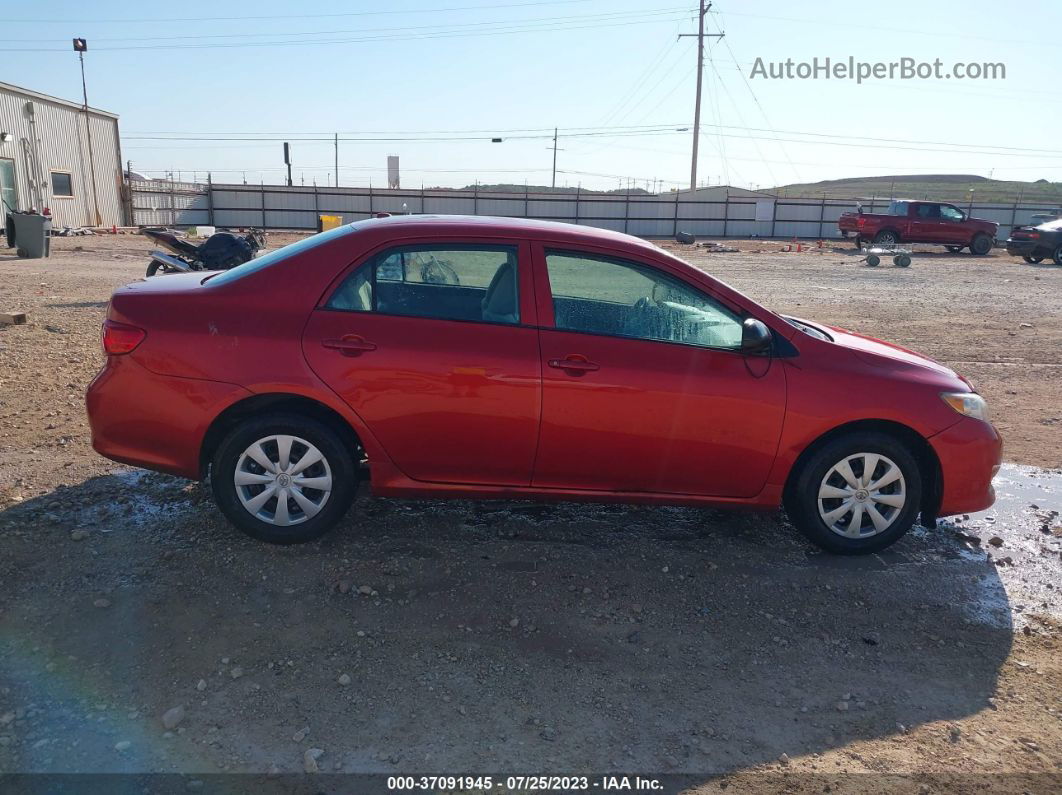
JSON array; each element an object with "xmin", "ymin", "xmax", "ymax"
[{"xmin": 740, "ymin": 318, "xmax": 772, "ymax": 355}]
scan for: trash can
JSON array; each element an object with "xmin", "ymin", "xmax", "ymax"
[{"xmin": 7, "ymin": 212, "xmax": 51, "ymax": 258}]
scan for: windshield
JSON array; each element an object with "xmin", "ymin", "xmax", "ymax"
[{"xmin": 207, "ymin": 224, "xmax": 355, "ymax": 286}]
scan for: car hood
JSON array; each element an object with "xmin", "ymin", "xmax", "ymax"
[{"xmin": 790, "ymin": 316, "xmax": 969, "ymax": 387}]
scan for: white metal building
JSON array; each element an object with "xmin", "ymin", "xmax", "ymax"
[{"xmin": 0, "ymin": 81, "xmax": 125, "ymax": 228}]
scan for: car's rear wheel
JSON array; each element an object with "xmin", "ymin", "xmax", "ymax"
[
  {"xmin": 785, "ymin": 432, "xmax": 922, "ymax": 554},
  {"xmin": 970, "ymin": 233, "xmax": 993, "ymax": 255},
  {"xmin": 945, "ymin": 245, "xmax": 964, "ymax": 253},
  {"xmin": 211, "ymin": 413, "xmax": 357, "ymax": 543},
  {"xmin": 1023, "ymin": 255, "xmax": 1044, "ymax": 264},
  {"xmin": 873, "ymin": 230, "xmax": 899, "ymax": 245}
]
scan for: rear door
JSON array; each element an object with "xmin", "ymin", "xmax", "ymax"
[
  {"xmin": 530, "ymin": 245, "xmax": 786, "ymax": 497},
  {"xmin": 909, "ymin": 203, "xmax": 941, "ymax": 241},
  {"xmin": 302, "ymin": 239, "xmax": 542, "ymax": 486}
]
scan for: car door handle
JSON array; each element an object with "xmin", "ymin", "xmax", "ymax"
[
  {"xmin": 548, "ymin": 356, "xmax": 599, "ymax": 373},
  {"xmin": 322, "ymin": 336, "xmax": 377, "ymax": 356}
]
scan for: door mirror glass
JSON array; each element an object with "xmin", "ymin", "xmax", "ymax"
[{"xmin": 740, "ymin": 318, "xmax": 772, "ymax": 355}]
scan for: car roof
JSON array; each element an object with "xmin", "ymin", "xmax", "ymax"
[{"xmin": 352, "ymin": 213, "xmax": 662, "ymax": 253}]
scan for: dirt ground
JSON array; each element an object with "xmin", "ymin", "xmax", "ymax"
[{"xmin": 0, "ymin": 233, "xmax": 1059, "ymax": 790}]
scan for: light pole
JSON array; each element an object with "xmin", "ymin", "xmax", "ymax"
[{"xmin": 73, "ymin": 38, "xmax": 102, "ymax": 226}]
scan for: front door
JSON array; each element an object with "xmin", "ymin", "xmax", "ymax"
[
  {"xmin": 0, "ymin": 159, "xmax": 17, "ymax": 216},
  {"xmin": 531, "ymin": 248, "xmax": 786, "ymax": 498},
  {"xmin": 939, "ymin": 204, "xmax": 971, "ymax": 244},
  {"xmin": 302, "ymin": 241, "xmax": 541, "ymax": 486}
]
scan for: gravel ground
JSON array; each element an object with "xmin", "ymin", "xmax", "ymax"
[{"xmin": 0, "ymin": 233, "xmax": 1059, "ymax": 789}]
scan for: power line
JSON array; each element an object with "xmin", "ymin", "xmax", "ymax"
[
  {"xmin": 0, "ymin": 10, "xmax": 694, "ymax": 52},
  {"xmin": 3, "ymin": 0, "xmax": 599, "ymax": 24},
  {"xmin": 0, "ymin": 6, "xmax": 692, "ymax": 43}
]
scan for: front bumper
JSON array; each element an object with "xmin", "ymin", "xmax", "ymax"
[
  {"xmin": 928, "ymin": 417, "xmax": 1003, "ymax": 517},
  {"xmin": 86, "ymin": 355, "xmax": 251, "ymax": 479}
]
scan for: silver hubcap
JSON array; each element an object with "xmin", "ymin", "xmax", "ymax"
[
  {"xmin": 817, "ymin": 452, "xmax": 906, "ymax": 539},
  {"xmin": 234, "ymin": 434, "xmax": 332, "ymax": 526}
]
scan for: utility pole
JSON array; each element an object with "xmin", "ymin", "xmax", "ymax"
[
  {"xmin": 73, "ymin": 38, "xmax": 102, "ymax": 226},
  {"xmin": 283, "ymin": 142, "xmax": 292, "ymax": 187},
  {"xmin": 334, "ymin": 133, "xmax": 339, "ymax": 188},
  {"xmin": 679, "ymin": 2, "xmax": 724, "ymax": 192},
  {"xmin": 551, "ymin": 127, "xmax": 558, "ymax": 191}
]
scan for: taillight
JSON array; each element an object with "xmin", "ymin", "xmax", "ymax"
[
  {"xmin": 856, "ymin": 216, "xmax": 866, "ymax": 227},
  {"xmin": 1028, "ymin": 232, "xmax": 1040, "ymax": 239},
  {"xmin": 102, "ymin": 319, "xmax": 146, "ymax": 355}
]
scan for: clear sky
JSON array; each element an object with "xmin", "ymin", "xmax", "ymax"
[{"xmin": 3, "ymin": 0, "xmax": 1059, "ymax": 191}]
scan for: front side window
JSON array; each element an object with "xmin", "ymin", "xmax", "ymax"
[
  {"xmin": 327, "ymin": 245, "xmax": 520, "ymax": 325},
  {"xmin": 545, "ymin": 251, "xmax": 743, "ymax": 350},
  {"xmin": 940, "ymin": 205, "xmax": 964, "ymax": 222},
  {"xmin": 51, "ymin": 171, "xmax": 73, "ymax": 197}
]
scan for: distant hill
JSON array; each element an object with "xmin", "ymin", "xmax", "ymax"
[
  {"xmin": 453, "ymin": 183, "xmax": 651, "ymax": 195},
  {"xmin": 773, "ymin": 175, "xmax": 1062, "ymax": 205}
]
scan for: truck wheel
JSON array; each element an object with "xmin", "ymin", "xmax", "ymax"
[
  {"xmin": 945, "ymin": 245, "xmax": 964, "ymax": 253},
  {"xmin": 785, "ymin": 431, "xmax": 922, "ymax": 555},
  {"xmin": 211, "ymin": 413, "xmax": 358, "ymax": 544},
  {"xmin": 970, "ymin": 234, "xmax": 993, "ymax": 255},
  {"xmin": 873, "ymin": 230, "xmax": 899, "ymax": 245}
]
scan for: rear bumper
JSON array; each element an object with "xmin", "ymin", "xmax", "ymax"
[
  {"xmin": 928, "ymin": 417, "xmax": 1002, "ymax": 516},
  {"xmin": 86, "ymin": 355, "xmax": 251, "ymax": 479},
  {"xmin": 1005, "ymin": 240, "xmax": 1044, "ymax": 257}
]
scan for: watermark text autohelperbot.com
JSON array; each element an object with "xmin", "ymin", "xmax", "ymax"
[{"xmin": 750, "ymin": 56, "xmax": 1005, "ymax": 83}]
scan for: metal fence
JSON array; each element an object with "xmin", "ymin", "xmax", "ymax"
[{"xmin": 130, "ymin": 180, "xmax": 1062, "ymax": 239}]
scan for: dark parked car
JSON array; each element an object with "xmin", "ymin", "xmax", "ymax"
[
  {"xmin": 1006, "ymin": 217, "xmax": 1062, "ymax": 264},
  {"xmin": 86, "ymin": 216, "xmax": 1001, "ymax": 555}
]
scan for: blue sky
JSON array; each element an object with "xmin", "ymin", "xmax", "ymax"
[{"xmin": 3, "ymin": 0, "xmax": 1059, "ymax": 191}]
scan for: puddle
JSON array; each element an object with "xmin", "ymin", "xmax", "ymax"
[{"xmin": 941, "ymin": 464, "xmax": 1062, "ymax": 628}]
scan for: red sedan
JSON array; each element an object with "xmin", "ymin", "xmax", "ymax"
[{"xmin": 86, "ymin": 216, "xmax": 1001, "ymax": 554}]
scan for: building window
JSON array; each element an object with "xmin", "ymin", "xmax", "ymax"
[{"xmin": 51, "ymin": 171, "xmax": 74, "ymax": 197}]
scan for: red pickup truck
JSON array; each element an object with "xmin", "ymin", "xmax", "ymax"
[{"xmin": 838, "ymin": 200, "xmax": 998, "ymax": 254}]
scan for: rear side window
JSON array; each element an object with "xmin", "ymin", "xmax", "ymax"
[{"xmin": 327, "ymin": 245, "xmax": 520, "ymax": 325}]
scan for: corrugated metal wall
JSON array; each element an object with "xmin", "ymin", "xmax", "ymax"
[
  {"xmin": 129, "ymin": 181, "xmax": 1062, "ymax": 239},
  {"xmin": 0, "ymin": 84, "xmax": 124, "ymax": 228}
]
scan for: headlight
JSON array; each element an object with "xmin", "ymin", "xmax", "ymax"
[{"xmin": 941, "ymin": 392, "xmax": 989, "ymax": 422}]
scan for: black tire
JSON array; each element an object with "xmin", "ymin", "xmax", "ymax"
[
  {"xmin": 945, "ymin": 245, "xmax": 964, "ymax": 253},
  {"xmin": 1023, "ymin": 255, "xmax": 1043, "ymax": 264},
  {"xmin": 970, "ymin": 234, "xmax": 993, "ymax": 255},
  {"xmin": 785, "ymin": 431, "xmax": 923, "ymax": 555},
  {"xmin": 146, "ymin": 260, "xmax": 165, "ymax": 277},
  {"xmin": 873, "ymin": 230, "xmax": 899, "ymax": 245},
  {"xmin": 1054, "ymin": 244, "xmax": 1062, "ymax": 266},
  {"xmin": 211, "ymin": 412, "xmax": 357, "ymax": 544},
  {"xmin": 895, "ymin": 254, "xmax": 911, "ymax": 268},
  {"xmin": 16, "ymin": 247, "xmax": 28, "ymax": 258},
  {"xmin": 865, "ymin": 254, "xmax": 880, "ymax": 267}
]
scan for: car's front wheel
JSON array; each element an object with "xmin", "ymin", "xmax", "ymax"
[
  {"xmin": 785, "ymin": 432, "xmax": 922, "ymax": 554},
  {"xmin": 211, "ymin": 413, "xmax": 358, "ymax": 543}
]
